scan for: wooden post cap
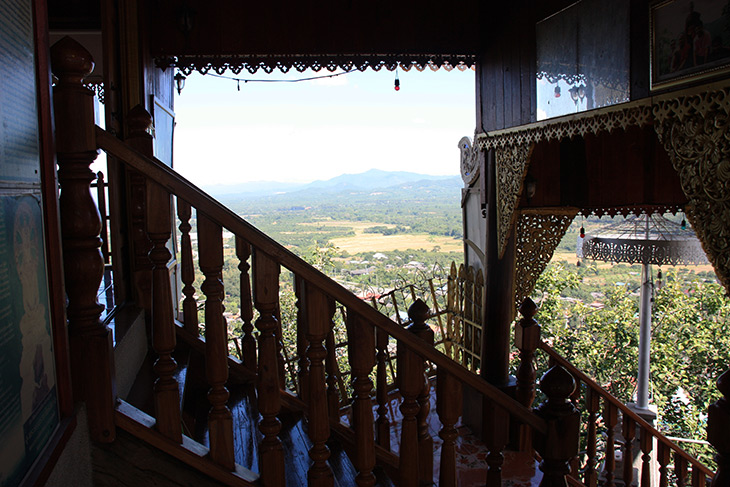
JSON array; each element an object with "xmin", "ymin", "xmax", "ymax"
[
  {"xmin": 50, "ymin": 36, "xmax": 94, "ymax": 83},
  {"xmin": 408, "ymin": 299, "xmax": 430, "ymax": 325},
  {"xmin": 127, "ymin": 104, "xmax": 153, "ymax": 136},
  {"xmin": 540, "ymin": 365, "xmax": 576, "ymax": 404},
  {"xmin": 519, "ymin": 297, "xmax": 538, "ymax": 320}
]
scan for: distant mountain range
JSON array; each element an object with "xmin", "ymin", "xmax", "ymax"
[{"xmin": 203, "ymin": 169, "xmax": 461, "ymax": 198}]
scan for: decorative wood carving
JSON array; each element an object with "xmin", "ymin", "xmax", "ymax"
[
  {"xmin": 653, "ymin": 86, "xmax": 730, "ymax": 291},
  {"xmin": 158, "ymin": 54, "xmax": 476, "ymax": 76},
  {"xmin": 476, "ymin": 100, "xmax": 653, "ymax": 151},
  {"xmin": 496, "ymin": 143, "xmax": 534, "ymax": 258},
  {"xmin": 51, "ymin": 36, "xmax": 116, "ymax": 443},
  {"xmin": 514, "ymin": 209, "xmax": 578, "ymax": 315}
]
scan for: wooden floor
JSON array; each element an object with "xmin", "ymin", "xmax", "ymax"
[{"xmin": 126, "ymin": 347, "xmax": 541, "ymax": 486}]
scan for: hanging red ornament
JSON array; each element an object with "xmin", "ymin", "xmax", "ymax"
[
  {"xmin": 394, "ymin": 69, "xmax": 400, "ymax": 91},
  {"xmin": 580, "ymin": 226, "xmax": 585, "ymax": 238},
  {"xmin": 554, "ymin": 86, "xmax": 561, "ymax": 98}
]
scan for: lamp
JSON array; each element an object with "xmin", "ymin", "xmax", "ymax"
[{"xmin": 174, "ymin": 72, "xmax": 186, "ymax": 95}]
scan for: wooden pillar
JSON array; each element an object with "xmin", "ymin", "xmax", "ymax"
[
  {"xmin": 482, "ymin": 148, "xmax": 515, "ymax": 386},
  {"xmin": 198, "ymin": 213, "xmax": 234, "ymax": 470},
  {"xmin": 178, "ymin": 199, "xmax": 198, "ymax": 334},
  {"xmin": 533, "ymin": 365, "xmax": 580, "ymax": 487},
  {"xmin": 253, "ymin": 250, "xmax": 285, "ymax": 487},
  {"xmin": 236, "ymin": 236, "xmax": 256, "ymax": 371},
  {"xmin": 437, "ymin": 369, "xmax": 462, "ymax": 487},
  {"xmin": 708, "ymin": 369, "xmax": 730, "ymax": 486},
  {"xmin": 51, "ymin": 36, "xmax": 116, "ymax": 443},
  {"xmin": 347, "ymin": 311, "xmax": 377, "ymax": 487},
  {"xmin": 409, "ymin": 300, "xmax": 434, "ymax": 486},
  {"xmin": 304, "ymin": 283, "xmax": 334, "ymax": 487}
]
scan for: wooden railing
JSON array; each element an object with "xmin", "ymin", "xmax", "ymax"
[
  {"xmin": 49, "ymin": 37, "xmax": 595, "ymax": 487},
  {"xmin": 514, "ymin": 299, "xmax": 721, "ymax": 487}
]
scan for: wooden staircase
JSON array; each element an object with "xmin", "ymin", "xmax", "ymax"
[{"xmin": 50, "ymin": 37, "xmax": 729, "ymax": 487}]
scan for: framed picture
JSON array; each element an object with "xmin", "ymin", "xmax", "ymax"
[{"xmin": 651, "ymin": 0, "xmax": 730, "ymax": 90}]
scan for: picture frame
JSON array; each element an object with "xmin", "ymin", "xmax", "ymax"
[{"xmin": 650, "ymin": 0, "xmax": 730, "ymax": 90}]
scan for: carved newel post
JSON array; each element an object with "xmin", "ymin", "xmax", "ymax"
[
  {"xmin": 51, "ymin": 37, "xmax": 116, "ymax": 442},
  {"xmin": 533, "ymin": 365, "xmax": 580, "ymax": 487},
  {"xmin": 708, "ymin": 369, "xmax": 730, "ymax": 486}
]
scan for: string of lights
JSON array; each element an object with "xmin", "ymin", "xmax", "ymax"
[{"xmin": 175, "ymin": 69, "xmax": 402, "ymax": 93}]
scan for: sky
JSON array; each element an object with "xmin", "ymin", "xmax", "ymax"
[{"xmin": 172, "ymin": 67, "xmax": 476, "ymax": 187}]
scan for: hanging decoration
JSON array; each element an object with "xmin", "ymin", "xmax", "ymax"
[{"xmin": 394, "ymin": 69, "xmax": 400, "ymax": 91}]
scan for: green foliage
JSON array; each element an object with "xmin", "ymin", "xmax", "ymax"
[{"xmin": 531, "ymin": 263, "xmax": 730, "ymax": 463}]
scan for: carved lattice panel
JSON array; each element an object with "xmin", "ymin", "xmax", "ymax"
[
  {"xmin": 514, "ymin": 209, "xmax": 578, "ymax": 315},
  {"xmin": 654, "ymin": 87, "xmax": 730, "ymax": 292},
  {"xmin": 496, "ymin": 143, "xmax": 534, "ymax": 258}
]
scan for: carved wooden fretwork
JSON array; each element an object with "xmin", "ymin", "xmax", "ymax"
[
  {"xmin": 476, "ymin": 100, "xmax": 653, "ymax": 151},
  {"xmin": 496, "ymin": 143, "xmax": 534, "ymax": 258},
  {"xmin": 459, "ymin": 136, "xmax": 479, "ymax": 185},
  {"xmin": 653, "ymin": 87, "xmax": 730, "ymax": 291},
  {"xmin": 514, "ymin": 209, "xmax": 578, "ymax": 315},
  {"xmin": 157, "ymin": 54, "xmax": 476, "ymax": 76}
]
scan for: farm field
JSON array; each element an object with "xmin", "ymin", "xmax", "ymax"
[{"xmin": 330, "ymin": 232, "xmax": 462, "ymax": 253}]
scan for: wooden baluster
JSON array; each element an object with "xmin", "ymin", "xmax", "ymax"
[
  {"xmin": 534, "ymin": 365, "xmax": 580, "ymax": 487},
  {"xmin": 408, "ymin": 300, "xmax": 434, "ymax": 486},
  {"xmin": 253, "ymin": 250, "xmax": 285, "ymax": 486},
  {"xmin": 96, "ymin": 171, "xmax": 110, "ymax": 264},
  {"xmin": 325, "ymin": 323, "xmax": 340, "ymax": 419},
  {"xmin": 484, "ymin": 400, "xmax": 509, "ymax": 487},
  {"xmin": 437, "ymin": 368, "xmax": 462, "ymax": 487},
  {"xmin": 375, "ymin": 327, "xmax": 391, "ymax": 451},
  {"xmin": 657, "ymin": 442, "xmax": 670, "ymax": 487},
  {"xmin": 639, "ymin": 426, "xmax": 653, "ymax": 487},
  {"xmin": 622, "ymin": 416, "xmax": 635, "ymax": 487},
  {"xmin": 691, "ymin": 466, "xmax": 705, "ymax": 487},
  {"xmin": 295, "ymin": 276, "xmax": 309, "ymax": 400},
  {"xmin": 178, "ymin": 199, "xmax": 198, "ymax": 334},
  {"xmin": 304, "ymin": 283, "xmax": 334, "ymax": 486},
  {"xmin": 347, "ymin": 311, "xmax": 377, "ymax": 487},
  {"xmin": 604, "ymin": 402, "xmax": 618, "ymax": 487},
  {"xmin": 675, "ymin": 453, "xmax": 688, "ymax": 487},
  {"xmin": 147, "ymin": 179, "xmax": 182, "ymax": 442},
  {"xmin": 275, "ymin": 305, "xmax": 287, "ymax": 388},
  {"xmin": 397, "ymin": 305, "xmax": 428, "ymax": 487},
  {"xmin": 235, "ymin": 237, "xmax": 256, "ymax": 371},
  {"xmin": 708, "ymin": 369, "xmax": 730, "ymax": 487},
  {"xmin": 51, "ymin": 37, "xmax": 115, "ymax": 443},
  {"xmin": 584, "ymin": 388, "xmax": 600, "ymax": 487},
  {"xmin": 198, "ymin": 214, "xmax": 234, "ymax": 469}
]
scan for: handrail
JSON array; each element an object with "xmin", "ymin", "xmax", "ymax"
[
  {"xmin": 538, "ymin": 341, "xmax": 715, "ymax": 479},
  {"xmin": 94, "ymin": 125, "xmax": 547, "ymax": 435}
]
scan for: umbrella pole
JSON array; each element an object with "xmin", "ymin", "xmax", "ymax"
[{"xmin": 636, "ymin": 262, "xmax": 652, "ymax": 411}]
